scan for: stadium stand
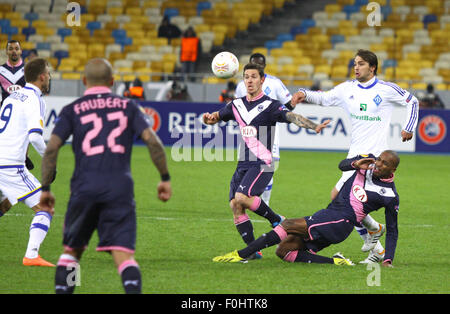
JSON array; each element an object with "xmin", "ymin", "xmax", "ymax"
[{"xmin": 0, "ymin": 0, "xmax": 447, "ymax": 91}]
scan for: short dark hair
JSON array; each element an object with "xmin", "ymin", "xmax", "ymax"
[
  {"xmin": 6, "ymin": 40, "xmax": 20, "ymax": 49},
  {"xmin": 355, "ymin": 49, "xmax": 378, "ymax": 75},
  {"xmin": 243, "ymin": 63, "xmax": 264, "ymax": 78},
  {"xmin": 249, "ymin": 53, "xmax": 266, "ymax": 66},
  {"xmin": 24, "ymin": 58, "xmax": 48, "ymax": 82}
]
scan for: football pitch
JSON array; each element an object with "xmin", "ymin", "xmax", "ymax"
[{"xmin": 0, "ymin": 146, "xmax": 449, "ymax": 294}]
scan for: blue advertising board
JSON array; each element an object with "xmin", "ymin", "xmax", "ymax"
[{"xmin": 415, "ymin": 109, "xmax": 450, "ymax": 153}]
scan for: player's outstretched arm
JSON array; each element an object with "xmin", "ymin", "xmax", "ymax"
[
  {"xmin": 140, "ymin": 128, "xmax": 172, "ymax": 202},
  {"xmin": 286, "ymin": 112, "xmax": 330, "ymax": 133}
]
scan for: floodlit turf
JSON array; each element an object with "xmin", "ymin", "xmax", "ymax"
[{"xmin": 0, "ymin": 146, "xmax": 449, "ymax": 294}]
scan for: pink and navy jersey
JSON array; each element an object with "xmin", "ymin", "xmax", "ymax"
[
  {"xmin": 218, "ymin": 93, "xmax": 290, "ymax": 168},
  {"xmin": 330, "ymin": 154, "xmax": 400, "ymax": 261},
  {"xmin": 51, "ymin": 87, "xmax": 150, "ymax": 182},
  {"xmin": 0, "ymin": 59, "xmax": 25, "ymax": 105}
]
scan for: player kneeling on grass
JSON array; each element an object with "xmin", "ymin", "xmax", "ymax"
[{"xmin": 213, "ymin": 150, "xmax": 400, "ymax": 268}]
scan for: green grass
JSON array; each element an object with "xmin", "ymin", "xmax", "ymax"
[{"xmin": 0, "ymin": 146, "xmax": 449, "ymax": 294}]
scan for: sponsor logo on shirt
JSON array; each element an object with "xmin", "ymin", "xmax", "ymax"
[
  {"xmin": 352, "ymin": 184, "xmax": 368, "ymax": 202},
  {"xmin": 350, "ymin": 113, "xmax": 381, "ymax": 121},
  {"xmin": 240, "ymin": 125, "xmax": 257, "ymax": 138}
]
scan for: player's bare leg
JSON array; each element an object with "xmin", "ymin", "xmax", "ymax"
[
  {"xmin": 112, "ymin": 250, "xmax": 142, "ymax": 294},
  {"xmin": 0, "ymin": 199, "xmax": 12, "ymax": 216}
]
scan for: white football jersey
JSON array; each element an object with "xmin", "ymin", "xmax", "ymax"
[
  {"xmin": 299, "ymin": 76, "xmax": 419, "ymax": 157},
  {"xmin": 236, "ymin": 73, "xmax": 292, "ymax": 159},
  {"xmin": 0, "ymin": 83, "xmax": 46, "ymax": 166}
]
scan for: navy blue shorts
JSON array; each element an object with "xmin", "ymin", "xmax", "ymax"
[
  {"xmin": 63, "ymin": 174, "xmax": 136, "ymax": 253},
  {"xmin": 303, "ymin": 209, "xmax": 354, "ymax": 253},
  {"xmin": 229, "ymin": 166, "xmax": 273, "ymax": 201}
]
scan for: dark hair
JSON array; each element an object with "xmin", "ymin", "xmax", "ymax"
[
  {"xmin": 24, "ymin": 58, "xmax": 48, "ymax": 82},
  {"xmin": 249, "ymin": 53, "xmax": 266, "ymax": 66},
  {"xmin": 6, "ymin": 40, "xmax": 20, "ymax": 49},
  {"xmin": 243, "ymin": 63, "xmax": 264, "ymax": 78},
  {"xmin": 384, "ymin": 150, "xmax": 400, "ymax": 168},
  {"xmin": 355, "ymin": 49, "xmax": 378, "ymax": 75}
]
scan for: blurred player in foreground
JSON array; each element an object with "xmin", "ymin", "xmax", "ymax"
[
  {"xmin": 291, "ymin": 49, "xmax": 419, "ymax": 263},
  {"xmin": 235, "ymin": 53, "xmax": 293, "ymax": 206},
  {"xmin": 39, "ymin": 58, "xmax": 172, "ymax": 294},
  {"xmin": 0, "ymin": 58, "xmax": 54, "ymax": 267},
  {"xmin": 213, "ymin": 150, "xmax": 400, "ymax": 268},
  {"xmin": 203, "ymin": 63, "xmax": 329, "ymax": 259}
]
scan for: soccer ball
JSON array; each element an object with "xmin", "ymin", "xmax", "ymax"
[{"xmin": 211, "ymin": 51, "xmax": 239, "ymax": 79}]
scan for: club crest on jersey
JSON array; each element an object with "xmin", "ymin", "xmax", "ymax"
[
  {"xmin": 352, "ymin": 184, "xmax": 368, "ymax": 202},
  {"xmin": 264, "ymin": 86, "xmax": 271, "ymax": 95},
  {"xmin": 373, "ymin": 94, "xmax": 382, "ymax": 106},
  {"xmin": 240, "ymin": 125, "xmax": 257, "ymax": 138}
]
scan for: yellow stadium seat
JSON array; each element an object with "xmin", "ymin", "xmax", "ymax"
[
  {"xmin": 325, "ymin": 4, "xmax": 341, "ymax": 14},
  {"xmin": 61, "ymin": 73, "xmax": 82, "ymax": 80},
  {"xmin": 315, "ymin": 64, "xmax": 331, "ymax": 75},
  {"xmin": 331, "ymin": 66, "xmax": 349, "ymax": 78},
  {"xmin": 411, "ymin": 83, "xmax": 427, "ymax": 90}
]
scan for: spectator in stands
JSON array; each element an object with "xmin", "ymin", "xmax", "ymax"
[
  {"xmin": 157, "ymin": 16, "xmax": 181, "ymax": 44},
  {"xmin": 219, "ymin": 81, "xmax": 236, "ymax": 103},
  {"xmin": 167, "ymin": 80, "xmax": 191, "ymax": 101},
  {"xmin": 123, "ymin": 77, "xmax": 146, "ymax": 100},
  {"xmin": 419, "ymin": 84, "xmax": 445, "ymax": 109},
  {"xmin": 180, "ymin": 26, "xmax": 201, "ymax": 82}
]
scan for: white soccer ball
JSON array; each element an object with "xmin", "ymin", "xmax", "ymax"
[{"xmin": 211, "ymin": 51, "xmax": 239, "ymax": 79}]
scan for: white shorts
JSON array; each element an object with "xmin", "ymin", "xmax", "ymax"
[
  {"xmin": 335, "ymin": 169, "xmax": 355, "ymax": 192},
  {"xmin": 0, "ymin": 165, "xmax": 42, "ymax": 207}
]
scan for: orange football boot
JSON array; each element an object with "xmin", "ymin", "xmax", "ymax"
[{"xmin": 23, "ymin": 255, "xmax": 55, "ymax": 267}]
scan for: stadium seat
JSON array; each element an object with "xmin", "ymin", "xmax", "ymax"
[
  {"xmin": 57, "ymin": 28, "xmax": 72, "ymax": 40},
  {"xmin": 22, "ymin": 27, "xmax": 36, "ymax": 39},
  {"xmin": 86, "ymin": 21, "xmax": 102, "ymax": 35}
]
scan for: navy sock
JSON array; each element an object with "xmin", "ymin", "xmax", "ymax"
[
  {"xmin": 294, "ymin": 251, "xmax": 334, "ymax": 264},
  {"xmin": 250, "ymin": 198, "xmax": 281, "ymax": 225},
  {"xmin": 55, "ymin": 266, "xmax": 76, "ymax": 294},
  {"xmin": 121, "ymin": 266, "xmax": 142, "ymax": 294},
  {"xmin": 238, "ymin": 229, "xmax": 281, "ymax": 258},
  {"xmin": 235, "ymin": 219, "xmax": 255, "ymax": 245}
]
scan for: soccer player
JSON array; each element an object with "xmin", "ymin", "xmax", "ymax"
[
  {"xmin": 213, "ymin": 150, "xmax": 400, "ymax": 268},
  {"xmin": 235, "ymin": 53, "xmax": 293, "ymax": 206},
  {"xmin": 0, "ymin": 57, "xmax": 54, "ymax": 267},
  {"xmin": 203, "ymin": 63, "xmax": 329, "ymax": 257},
  {"xmin": 290, "ymin": 49, "xmax": 419, "ymax": 263},
  {"xmin": 1, "ymin": 40, "xmax": 26, "ymax": 106},
  {"xmin": 39, "ymin": 58, "xmax": 172, "ymax": 294}
]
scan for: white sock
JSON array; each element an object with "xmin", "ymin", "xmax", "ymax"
[
  {"xmin": 362, "ymin": 214, "xmax": 381, "ymax": 232},
  {"xmin": 373, "ymin": 241, "xmax": 385, "ymax": 255},
  {"xmin": 25, "ymin": 211, "xmax": 52, "ymax": 259},
  {"xmin": 355, "ymin": 226, "xmax": 369, "ymax": 241},
  {"xmin": 261, "ymin": 178, "xmax": 273, "ymax": 206}
]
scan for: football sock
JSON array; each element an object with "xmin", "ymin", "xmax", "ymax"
[
  {"xmin": 362, "ymin": 214, "xmax": 381, "ymax": 232},
  {"xmin": 25, "ymin": 211, "xmax": 52, "ymax": 259},
  {"xmin": 261, "ymin": 178, "xmax": 273, "ymax": 206},
  {"xmin": 354, "ymin": 224, "xmax": 368, "ymax": 241},
  {"xmin": 118, "ymin": 260, "xmax": 142, "ymax": 294},
  {"xmin": 248, "ymin": 196, "xmax": 281, "ymax": 225},
  {"xmin": 283, "ymin": 250, "xmax": 334, "ymax": 264},
  {"xmin": 55, "ymin": 254, "xmax": 79, "ymax": 294},
  {"xmin": 0, "ymin": 211, "xmax": 3, "ymax": 218},
  {"xmin": 234, "ymin": 214, "xmax": 255, "ymax": 244},
  {"xmin": 238, "ymin": 225, "xmax": 286, "ymax": 258},
  {"xmin": 373, "ymin": 241, "xmax": 385, "ymax": 255}
]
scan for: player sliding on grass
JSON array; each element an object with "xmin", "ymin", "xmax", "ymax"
[
  {"xmin": 213, "ymin": 150, "xmax": 400, "ymax": 268},
  {"xmin": 290, "ymin": 49, "xmax": 419, "ymax": 264},
  {"xmin": 203, "ymin": 63, "xmax": 330, "ymax": 259}
]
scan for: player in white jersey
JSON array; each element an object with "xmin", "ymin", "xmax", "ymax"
[
  {"xmin": 235, "ymin": 53, "xmax": 293, "ymax": 206},
  {"xmin": 0, "ymin": 58, "xmax": 55, "ymax": 267},
  {"xmin": 291, "ymin": 49, "xmax": 419, "ymax": 263}
]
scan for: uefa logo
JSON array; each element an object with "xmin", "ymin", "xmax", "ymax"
[
  {"xmin": 418, "ymin": 115, "xmax": 447, "ymax": 145},
  {"xmin": 142, "ymin": 107, "xmax": 162, "ymax": 132}
]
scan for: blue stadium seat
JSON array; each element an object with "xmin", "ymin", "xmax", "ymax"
[
  {"xmin": 300, "ymin": 19, "xmax": 315, "ymax": 29},
  {"xmin": 290, "ymin": 25, "xmax": 305, "ymax": 35},
  {"xmin": 0, "ymin": 19, "xmax": 11, "ymax": 30},
  {"xmin": 423, "ymin": 14, "xmax": 437, "ymax": 28},
  {"xmin": 276, "ymin": 33, "xmax": 293, "ymax": 43},
  {"xmin": 383, "ymin": 59, "xmax": 397, "ymax": 69},
  {"xmin": 264, "ymin": 40, "xmax": 283, "ymax": 51},
  {"xmin": 354, "ymin": 0, "xmax": 369, "ymax": 6},
  {"xmin": 2, "ymin": 26, "xmax": 18, "ymax": 39},
  {"xmin": 196, "ymin": 1, "xmax": 212, "ymax": 16},
  {"xmin": 36, "ymin": 42, "xmax": 51, "ymax": 50},
  {"xmin": 22, "ymin": 27, "xmax": 36, "ymax": 39},
  {"xmin": 86, "ymin": 21, "xmax": 102, "ymax": 35},
  {"xmin": 57, "ymin": 28, "xmax": 72, "ymax": 40},
  {"xmin": 343, "ymin": 5, "xmax": 360, "ymax": 18},
  {"xmin": 115, "ymin": 36, "xmax": 132, "ymax": 48},
  {"xmin": 331, "ymin": 34, "xmax": 346, "ymax": 47},
  {"xmin": 163, "ymin": 8, "xmax": 179, "ymax": 19},
  {"xmin": 380, "ymin": 6, "xmax": 392, "ymax": 19},
  {"xmin": 24, "ymin": 12, "xmax": 39, "ymax": 23},
  {"xmin": 54, "ymin": 50, "xmax": 69, "ymax": 63},
  {"xmin": 112, "ymin": 29, "xmax": 127, "ymax": 40}
]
